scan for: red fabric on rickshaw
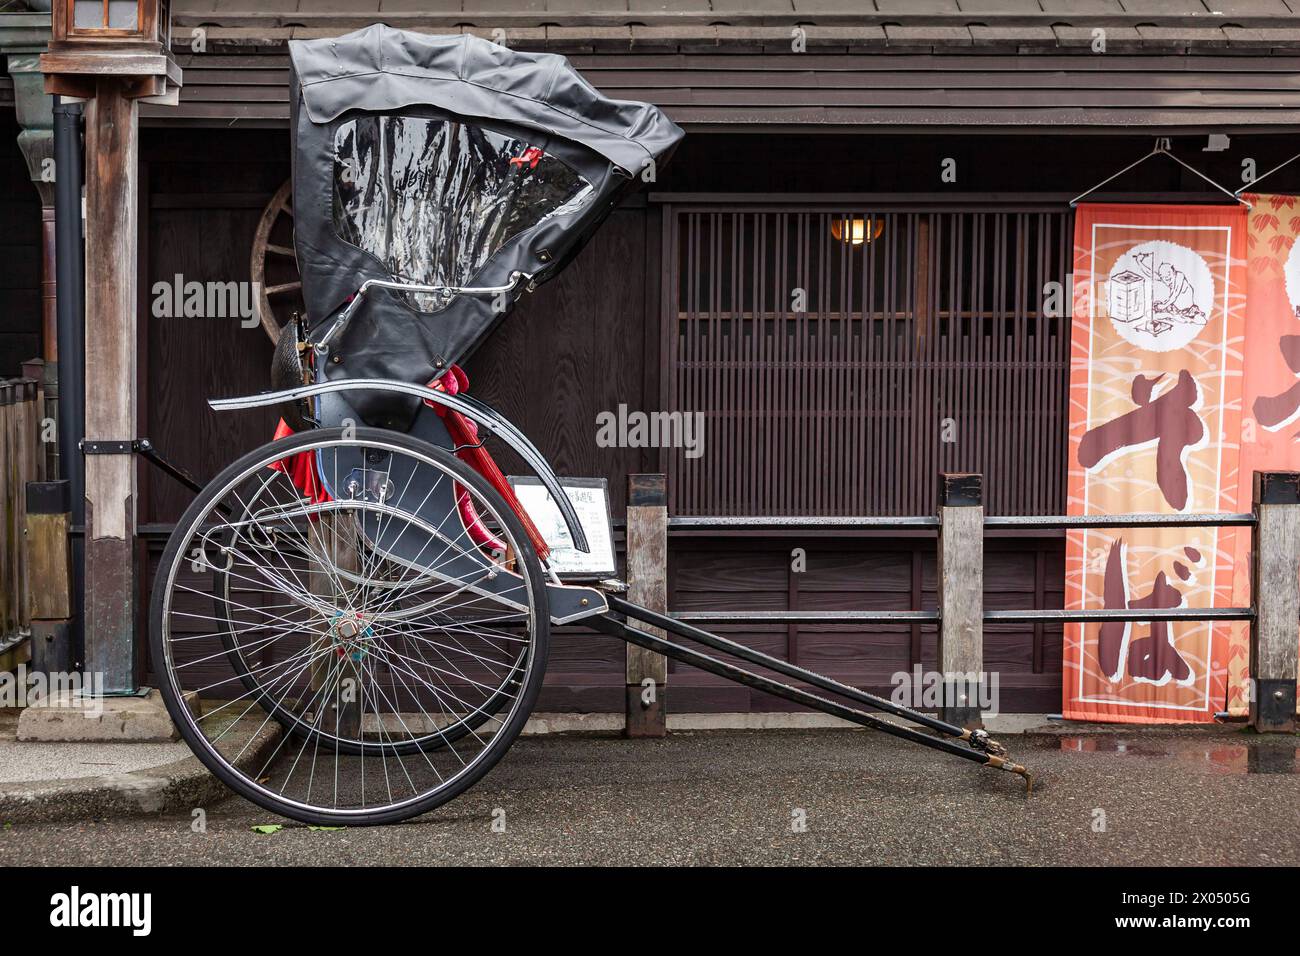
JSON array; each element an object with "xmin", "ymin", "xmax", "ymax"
[
  {"xmin": 428, "ymin": 367, "xmax": 551, "ymax": 561},
  {"xmin": 269, "ymin": 418, "xmax": 333, "ymax": 505}
]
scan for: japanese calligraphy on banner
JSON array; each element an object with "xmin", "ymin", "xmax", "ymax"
[
  {"xmin": 1064, "ymin": 204, "xmax": 1247, "ymax": 723},
  {"xmin": 1226, "ymin": 194, "xmax": 1300, "ymax": 716}
]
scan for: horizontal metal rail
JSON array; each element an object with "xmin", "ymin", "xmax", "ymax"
[
  {"xmin": 666, "ymin": 511, "xmax": 1261, "ymax": 627},
  {"xmin": 669, "ymin": 515, "xmax": 940, "ymax": 532},
  {"xmin": 985, "ymin": 607, "xmax": 1255, "ymax": 623},
  {"xmin": 984, "ymin": 512, "xmax": 1256, "ymax": 530},
  {"xmin": 673, "ymin": 610, "xmax": 938, "ymax": 624},
  {"xmin": 674, "ymin": 608, "xmax": 1258, "ymax": 625},
  {"xmin": 669, "ymin": 512, "xmax": 1255, "ymax": 532}
]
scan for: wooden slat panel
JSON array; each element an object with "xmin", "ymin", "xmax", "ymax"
[
  {"xmin": 666, "ymin": 538, "xmax": 1063, "ymax": 712},
  {"xmin": 667, "ymin": 205, "xmax": 1071, "ymax": 516},
  {"xmin": 147, "ymin": 50, "xmax": 1300, "ymax": 127}
]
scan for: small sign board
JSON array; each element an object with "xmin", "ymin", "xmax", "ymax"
[{"xmin": 507, "ymin": 476, "xmax": 617, "ymax": 579}]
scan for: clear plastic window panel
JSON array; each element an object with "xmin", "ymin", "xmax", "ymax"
[{"xmin": 333, "ymin": 115, "xmax": 594, "ymax": 311}]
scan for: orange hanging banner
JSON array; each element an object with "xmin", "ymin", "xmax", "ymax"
[
  {"xmin": 1226, "ymin": 194, "xmax": 1300, "ymax": 716},
  {"xmin": 1064, "ymin": 203, "xmax": 1247, "ymax": 723}
]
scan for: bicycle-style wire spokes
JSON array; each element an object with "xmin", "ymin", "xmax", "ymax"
[{"xmin": 152, "ymin": 429, "xmax": 549, "ymax": 824}]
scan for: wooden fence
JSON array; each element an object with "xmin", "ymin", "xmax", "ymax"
[
  {"xmin": 625, "ymin": 471, "xmax": 1300, "ymax": 735},
  {"xmin": 1, "ymin": 377, "xmax": 45, "ymax": 667}
]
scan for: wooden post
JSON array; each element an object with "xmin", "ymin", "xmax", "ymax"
[
  {"xmin": 308, "ymin": 513, "xmax": 363, "ymax": 738},
  {"xmin": 81, "ymin": 79, "xmax": 141, "ymax": 694},
  {"xmin": 1250, "ymin": 471, "xmax": 1300, "ymax": 733},
  {"xmin": 25, "ymin": 479, "xmax": 74, "ymax": 675},
  {"xmin": 938, "ymin": 473, "xmax": 984, "ymax": 729},
  {"xmin": 626, "ymin": 474, "xmax": 668, "ymax": 737},
  {"xmin": 37, "ymin": 1, "xmax": 181, "ymax": 697}
]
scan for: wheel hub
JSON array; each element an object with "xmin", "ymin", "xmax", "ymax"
[{"xmin": 329, "ymin": 611, "xmax": 373, "ymax": 660}]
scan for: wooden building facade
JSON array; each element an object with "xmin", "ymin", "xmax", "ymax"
[{"xmin": 5, "ymin": 1, "xmax": 1300, "ymax": 713}]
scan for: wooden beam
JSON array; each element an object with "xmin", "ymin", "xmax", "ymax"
[
  {"xmin": 625, "ymin": 473, "xmax": 668, "ymax": 737},
  {"xmin": 1250, "ymin": 471, "xmax": 1300, "ymax": 733},
  {"xmin": 938, "ymin": 472, "xmax": 984, "ymax": 729},
  {"xmin": 40, "ymin": 52, "xmax": 173, "ymax": 77},
  {"xmin": 82, "ymin": 77, "xmax": 141, "ymax": 694}
]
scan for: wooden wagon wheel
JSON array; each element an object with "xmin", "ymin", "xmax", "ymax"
[{"xmin": 250, "ymin": 179, "xmax": 305, "ymax": 343}]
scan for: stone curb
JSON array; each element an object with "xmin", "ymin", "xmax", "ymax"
[{"xmin": 0, "ymin": 723, "xmax": 281, "ymax": 825}]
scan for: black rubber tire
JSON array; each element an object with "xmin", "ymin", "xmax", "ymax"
[{"xmin": 151, "ymin": 426, "xmax": 550, "ymax": 826}]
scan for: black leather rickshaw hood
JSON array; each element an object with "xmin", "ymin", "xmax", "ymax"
[{"xmin": 287, "ymin": 25, "xmax": 683, "ymax": 429}]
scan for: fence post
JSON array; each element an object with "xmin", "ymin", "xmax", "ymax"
[
  {"xmin": 1251, "ymin": 471, "xmax": 1300, "ymax": 733},
  {"xmin": 625, "ymin": 474, "xmax": 668, "ymax": 737},
  {"xmin": 938, "ymin": 473, "xmax": 984, "ymax": 729},
  {"xmin": 25, "ymin": 479, "xmax": 74, "ymax": 675}
]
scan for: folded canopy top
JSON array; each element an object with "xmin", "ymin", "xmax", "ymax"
[{"xmin": 290, "ymin": 24, "xmax": 682, "ymax": 178}]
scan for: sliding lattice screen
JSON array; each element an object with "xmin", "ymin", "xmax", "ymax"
[{"xmin": 663, "ymin": 204, "xmax": 1073, "ymax": 517}]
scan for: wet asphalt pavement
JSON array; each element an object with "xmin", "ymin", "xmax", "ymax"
[{"xmin": 2, "ymin": 727, "xmax": 1297, "ymax": 866}]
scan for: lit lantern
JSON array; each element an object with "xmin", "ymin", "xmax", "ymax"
[{"xmin": 830, "ymin": 216, "xmax": 884, "ymax": 245}]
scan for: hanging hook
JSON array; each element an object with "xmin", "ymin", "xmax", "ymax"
[{"xmin": 1071, "ymin": 137, "xmax": 1251, "ymax": 209}]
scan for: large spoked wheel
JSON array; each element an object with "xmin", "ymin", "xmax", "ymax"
[
  {"xmin": 211, "ymin": 464, "xmax": 524, "ymax": 757},
  {"xmin": 151, "ymin": 426, "xmax": 550, "ymax": 826}
]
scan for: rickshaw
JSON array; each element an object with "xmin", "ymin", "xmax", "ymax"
[{"xmin": 152, "ymin": 24, "xmax": 1031, "ymax": 826}]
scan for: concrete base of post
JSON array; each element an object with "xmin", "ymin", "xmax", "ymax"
[
  {"xmin": 1251, "ymin": 678, "xmax": 1297, "ymax": 735},
  {"xmin": 625, "ymin": 683, "xmax": 666, "ymax": 738},
  {"xmin": 17, "ymin": 687, "xmax": 198, "ymax": 743}
]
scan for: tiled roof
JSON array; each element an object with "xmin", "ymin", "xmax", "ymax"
[
  {"xmin": 170, "ymin": 1, "xmax": 1300, "ymax": 50},
  {"xmin": 176, "ymin": 0, "xmax": 1300, "ymax": 17},
  {"xmin": 145, "ymin": 1, "xmax": 1300, "ymax": 127},
  {"xmin": 175, "ymin": 0, "xmax": 1300, "ymax": 33}
]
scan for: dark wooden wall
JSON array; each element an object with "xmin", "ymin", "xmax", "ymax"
[
  {"xmin": 0, "ymin": 112, "xmax": 41, "ymax": 379},
  {"xmin": 670, "ymin": 535, "xmax": 1064, "ymax": 713},
  {"xmin": 467, "ymin": 203, "xmax": 657, "ymax": 518},
  {"xmin": 142, "ymin": 129, "xmax": 284, "ymax": 524},
  {"xmin": 135, "ymin": 126, "xmax": 1160, "ymax": 713}
]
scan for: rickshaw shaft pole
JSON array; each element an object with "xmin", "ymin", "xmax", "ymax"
[
  {"xmin": 586, "ymin": 613, "xmax": 990, "ymax": 766},
  {"xmin": 606, "ymin": 595, "xmax": 973, "ymax": 742}
]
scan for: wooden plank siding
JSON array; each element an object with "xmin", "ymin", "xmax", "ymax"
[
  {"xmin": 668, "ymin": 536, "xmax": 1064, "ymax": 713},
  {"xmin": 128, "ymin": 128, "xmax": 1137, "ymax": 713},
  {"xmin": 145, "ymin": 51, "xmax": 1300, "ymax": 130}
]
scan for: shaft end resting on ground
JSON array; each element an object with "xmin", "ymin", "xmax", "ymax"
[{"xmin": 987, "ymin": 754, "xmax": 1033, "ymax": 795}]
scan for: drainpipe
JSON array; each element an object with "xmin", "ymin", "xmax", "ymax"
[{"xmin": 53, "ymin": 95, "xmax": 85, "ymax": 669}]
